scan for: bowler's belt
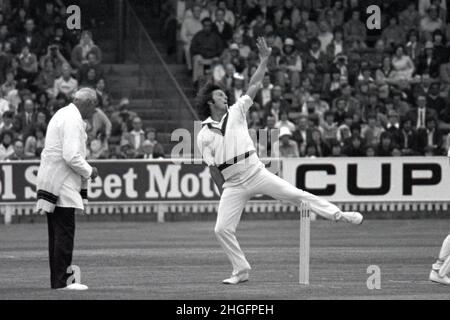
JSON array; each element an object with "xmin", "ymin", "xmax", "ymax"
[{"xmin": 218, "ymin": 150, "xmax": 256, "ymax": 171}]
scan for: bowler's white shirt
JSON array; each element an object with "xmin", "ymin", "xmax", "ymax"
[
  {"xmin": 43, "ymin": 103, "xmax": 91, "ymax": 210},
  {"xmin": 197, "ymin": 95, "xmax": 263, "ymax": 182}
]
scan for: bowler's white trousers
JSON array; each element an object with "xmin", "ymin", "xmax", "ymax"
[{"xmin": 215, "ymin": 165, "xmax": 340, "ymax": 276}]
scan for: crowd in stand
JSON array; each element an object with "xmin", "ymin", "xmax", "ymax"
[
  {"xmin": 0, "ymin": 0, "xmax": 165, "ymax": 161},
  {"xmin": 171, "ymin": 0, "xmax": 450, "ymax": 157}
]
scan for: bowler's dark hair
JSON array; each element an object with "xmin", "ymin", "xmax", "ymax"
[{"xmin": 195, "ymin": 82, "xmax": 223, "ymax": 120}]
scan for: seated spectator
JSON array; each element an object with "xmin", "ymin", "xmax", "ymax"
[
  {"xmin": 254, "ymin": 74, "xmax": 273, "ymax": 108},
  {"xmin": 391, "ymin": 45, "xmax": 415, "ymax": 81},
  {"xmin": 272, "ymin": 127, "xmax": 299, "ymax": 158},
  {"xmin": 0, "ymin": 111, "xmax": 15, "ymax": 133},
  {"xmin": 277, "ymin": 38, "xmax": 302, "ymax": 90},
  {"xmin": 17, "ymin": 19, "xmax": 43, "ymax": 55},
  {"xmin": 426, "ymin": 82, "xmax": 446, "ymax": 114},
  {"xmin": 382, "ymin": 16, "xmax": 404, "ymax": 49},
  {"xmin": 77, "ymin": 52, "xmax": 104, "ymax": 85},
  {"xmin": 400, "ymin": 3, "xmax": 421, "ymax": 33},
  {"xmin": 377, "ymin": 132, "xmax": 395, "ymax": 156},
  {"xmin": 343, "ymin": 135, "xmax": 365, "ymax": 157},
  {"xmin": 0, "ymin": 88, "xmax": 9, "ymax": 116},
  {"xmin": 24, "ymin": 124, "xmax": 46, "ymax": 158},
  {"xmin": 321, "ymin": 110, "xmax": 339, "ymax": 143},
  {"xmin": 361, "ymin": 113, "xmax": 384, "ymax": 147},
  {"xmin": 2, "ymin": 71, "xmax": 17, "ymax": 96},
  {"xmin": 53, "ymin": 63, "xmax": 78, "ymax": 98},
  {"xmin": 213, "ymin": 8, "xmax": 233, "ymax": 45},
  {"xmin": 417, "ymin": 117, "xmax": 444, "ymax": 154},
  {"xmin": 420, "ymin": 5, "xmax": 444, "ymax": 40},
  {"xmin": 144, "ymin": 127, "xmax": 165, "ymax": 158},
  {"xmin": 386, "ymin": 111, "xmax": 403, "ymax": 146},
  {"xmin": 407, "ymin": 95, "xmax": 438, "ymax": 130},
  {"xmin": 14, "ymin": 98, "xmax": 36, "ymax": 139},
  {"xmin": 309, "ymin": 128, "xmax": 331, "ymax": 157},
  {"xmin": 17, "ymin": 45, "xmax": 38, "ymax": 83},
  {"xmin": 5, "ymin": 139, "xmax": 27, "ymax": 160},
  {"xmin": 399, "ymin": 118, "xmax": 419, "ymax": 155},
  {"xmin": 216, "ymin": 0, "xmax": 235, "ymax": 27},
  {"xmin": 343, "ymin": 10, "xmax": 367, "ymax": 44},
  {"xmin": 416, "ymin": 41, "xmax": 441, "ymax": 78},
  {"xmin": 180, "ymin": 4, "xmax": 203, "ymax": 71},
  {"xmin": 190, "ymin": 17, "xmax": 224, "ymax": 83},
  {"xmin": 71, "ymin": 31, "xmax": 102, "ymax": 69},
  {"xmin": 39, "ymin": 43, "xmax": 68, "ymax": 77},
  {"xmin": 0, "ymin": 130, "xmax": 14, "ymax": 160},
  {"xmin": 79, "ymin": 67, "xmax": 98, "ymax": 88},
  {"xmin": 405, "ymin": 29, "xmax": 422, "ymax": 63},
  {"xmin": 88, "ymin": 136, "xmax": 109, "ymax": 160},
  {"xmin": 275, "ymin": 110, "xmax": 295, "ymax": 133},
  {"xmin": 121, "ymin": 116, "xmax": 145, "ymax": 153},
  {"xmin": 91, "ymin": 106, "xmax": 112, "ymax": 142},
  {"xmin": 34, "ymin": 59, "xmax": 57, "ymax": 96}
]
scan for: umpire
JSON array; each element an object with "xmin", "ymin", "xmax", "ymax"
[{"xmin": 36, "ymin": 88, "xmax": 99, "ymax": 290}]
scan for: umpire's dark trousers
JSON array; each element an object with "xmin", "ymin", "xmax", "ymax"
[{"xmin": 46, "ymin": 207, "xmax": 75, "ymax": 289}]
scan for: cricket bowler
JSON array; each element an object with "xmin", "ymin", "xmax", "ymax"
[
  {"xmin": 429, "ymin": 146, "xmax": 450, "ymax": 285},
  {"xmin": 196, "ymin": 37, "xmax": 364, "ymax": 285}
]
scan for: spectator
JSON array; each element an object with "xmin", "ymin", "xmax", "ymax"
[
  {"xmin": 254, "ymin": 73, "xmax": 273, "ymax": 108},
  {"xmin": 377, "ymin": 132, "xmax": 395, "ymax": 156},
  {"xmin": 5, "ymin": 139, "xmax": 26, "ymax": 160},
  {"xmin": 0, "ymin": 110, "xmax": 15, "ymax": 133},
  {"xmin": 121, "ymin": 116, "xmax": 145, "ymax": 153},
  {"xmin": 144, "ymin": 127, "xmax": 165, "ymax": 158},
  {"xmin": 77, "ymin": 51, "xmax": 103, "ymax": 85},
  {"xmin": 399, "ymin": 118, "xmax": 419, "ymax": 155},
  {"xmin": 24, "ymin": 123, "xmax": 46, "ymax": 158},
  {"xmin": 71, "ymin": 31, "xmax": 102, "ymax": 69},
  {"xmin": 343, "ymin": 10, "xmax": 367, "ymax": 43},
  {"xmin": 39, "ymin": 43, "xmax": 68, "ymax": 77},
  {"xmin": 14, "ymin": 98, "xmax": 36, "ymax": 139},
  {"xmin": 17, "ymin": 45, "xmax": 38, "ymax": 82},
  {"xmin": 180, "ymin": 4, "xmax": 203, "ymax": 71},
  {"xmin": 426, "ymin": 82, "xmax": 446, "ymax": 113},
  {"xmin": 191, "ymin": 17, "xmax": 224, "ymax": 83},
  {"xmin": 420, "ymin": 5, "xmax": 444, "ymax": 39},
  {"xmin": 272, "ymin": 126, "xmax": 299, "ymax": 158},
  {"xmin": 343, "ymin": 135, "xmax": 365, "ymax": 156},
  {"xmin": 391, "ymin": 45, "xmax": 415, "ymax": 81},
  {"xmin": 0, "ymin": 130, "xmax": 14, "ymax": 160},
  {"xmin": 91, "ymin": 107, "xmax": 112, "ymax": 142},
  {"xmin": 213, "ymin": 8, "xmax": 233, "ymax": 45},
  {"xmin": 416, "ymin": 41, "xmax": 441, "ymax": 77},
  {"xmin": 0, "ymin": 88, "xmax": 9, "ymax": 116},
  {"xmin": 321, "ymin": 110, "xmax": 339, "ymax": 144},
  {"xmin": 53, "ymin": 63, "xmax": 78, "ymax": 98},
  {"xmin": 362, "ymin": 113, "xmax": 384, "ymax": 147},
  {"xmin": 34, "ymin": 58, "xmax": 57, "ymax": 95},
  {"xmin": 275, "ymin": 110, "xmax": 295, "ymax": 133},
  {"xmin": 408, "ymin": 95, "xmax": 438, "ymax": 130},
  {"xmin": 17, "ymin": 19, "xmax": 43, "ymax": 55},
  {"xmin": 417, "ymin": 117, "xmax": 444, "ymax": 154}
]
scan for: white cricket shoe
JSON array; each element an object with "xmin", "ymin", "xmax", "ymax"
[
  {"xmin": 429, "ymin": 270, "xmax": 450, "ymax": 285},
  {"xmin": 337, "ymin": 212, "xmax": 363, "ymax": 225},
  {"xmin": 57, "ymin": 283, "xmax": 89, "ymax": 291},
  {"xmin": 222, "ymin": 272, "xmax": 249, "ymax": 285}
]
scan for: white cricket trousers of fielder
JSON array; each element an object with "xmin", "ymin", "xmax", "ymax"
[{"xmin": 215, "ymin": 167, "xmax": 340, "ymax": 276}]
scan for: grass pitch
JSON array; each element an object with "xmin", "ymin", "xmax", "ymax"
[{"xmin": 0, "ymin": 219, "xmax": 449, "ymax": 299}]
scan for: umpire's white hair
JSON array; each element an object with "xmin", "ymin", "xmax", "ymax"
[{"xmin": 74, "ymin": 87, "xmax": 97, "ymax": 103}]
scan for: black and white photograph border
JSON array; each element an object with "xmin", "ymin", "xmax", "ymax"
[{"xmin": 0, "ymin": 0, "xmax": 450, "ymax": 311}]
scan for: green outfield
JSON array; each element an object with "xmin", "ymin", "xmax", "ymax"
[{"xmin": 0, "ymin": 219, "xmax": 449, "ymax": 299}]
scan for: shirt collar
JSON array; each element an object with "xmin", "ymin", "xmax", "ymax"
[
  {"xmin": 68, "ymin": 103, "xmax": 82, "ymax": 120},
  {"xmin": 201, "ymin": 113, "xmax": 227, "ymax": 125}
]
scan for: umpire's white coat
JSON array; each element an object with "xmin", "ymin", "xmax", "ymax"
[{"xmin": 36, "ymin": 103, "xmax": 92, "ymax": 214}]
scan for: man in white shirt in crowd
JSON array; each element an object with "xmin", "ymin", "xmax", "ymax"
[
  {"xmin": 121, "ymin": 116, "xmax": 145, "ymax": 153},
  {"xmin": 53, "ymin": 63, "xmax": 78, "ymax": 99},
  {"xmin": 196, "ymin": 37, "xmax": 363, "ymax": 285},
  {"xmin": 36, "ymin": 88, "xmax": 98, "ymax": 290},
  {"xmin": 180, "ymin": 5, "xmax": 203, "ymax": 71}
]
